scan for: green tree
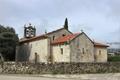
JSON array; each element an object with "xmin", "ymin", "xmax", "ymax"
[{"xmin": 0, "ymin": 25, "xmax": 19, "ymax": 61}]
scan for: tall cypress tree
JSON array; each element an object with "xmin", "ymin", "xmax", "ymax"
[{"xmin": 64, "ymin": 18, "xmax": 68, "ymax": 30}]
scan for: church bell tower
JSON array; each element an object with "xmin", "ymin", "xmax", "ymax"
[{"xmin": 24, "ymin": 23, "xmax": 36, "ymax": 38}]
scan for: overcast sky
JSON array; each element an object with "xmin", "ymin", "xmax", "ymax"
[{"xmin": 0, "ymin": 0, "xmax": 120, "ymax": 42}]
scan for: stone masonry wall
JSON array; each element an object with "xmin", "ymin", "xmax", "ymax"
[
  {"xmin": 70, "ymin": 33, "xmax": 94, "ymax": 62},
  {"xmin": 0, "ymin": 62, "xmax": 120, "ymax": 74}
]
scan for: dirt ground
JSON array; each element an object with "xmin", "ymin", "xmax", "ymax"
[{"xmin": 0, "ymin": 73, "xmax": 120, "ymax": 80}]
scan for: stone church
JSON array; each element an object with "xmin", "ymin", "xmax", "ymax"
[{"xmin": 16, "ymin": 18, "xmax": 109, "ymax": 63}]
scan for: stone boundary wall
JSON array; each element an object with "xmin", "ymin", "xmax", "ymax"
[{"xmin": 0, "ymin": 62, "xmax": 120, "ymax": 74}]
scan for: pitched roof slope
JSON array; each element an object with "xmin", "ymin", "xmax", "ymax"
[
  {"xmin": 46, "ymin": 27, "xmax": 64, "ymax": 35},
  {"xmin": 52, "ymin": 33, "xmax": 80, "ymax": 45},
  {"xmin": 19, "ymin": 27, "xmax": 72, "ymax": 43},
  {"xmin": 19, "ymin": 34, "xmax": 47, "ymax": 43},
  {"xmin": 94, "ymin": 42, "xmax": 109, "ymax": 47}
]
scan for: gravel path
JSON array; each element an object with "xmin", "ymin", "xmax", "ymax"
[{"xmin": 0, "ymin": 73, "xmax": 120, "ymax": 80}]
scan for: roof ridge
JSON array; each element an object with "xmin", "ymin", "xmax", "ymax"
[
  {"xmin": 46, "ymin": 27, "xmax": 65, "ymax": 35},
  {"xmin": 20, "ymin": 27, "xmax": 73, "ymax": 43}
]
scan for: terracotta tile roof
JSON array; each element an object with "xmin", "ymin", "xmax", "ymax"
[
  {"xmin": 52, "ymin": 33, "xmax": 80, "ymax": 45},
  {"xmin": 94, "ymin": 42, "xmax": 109, "ymax": 47}
]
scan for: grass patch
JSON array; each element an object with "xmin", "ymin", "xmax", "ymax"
[{"xmin": 108, "ymin": 56, "xmax": 120, "ymax": 62}]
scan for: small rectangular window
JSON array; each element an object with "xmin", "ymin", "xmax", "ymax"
[
  {"xmin": 86, "ymin": 49, "xmax": 88, "ymax": 53},
  {"xmin": 77, "ymin": 38, "xmax": 79, "ymax": 48},
  {"xmin": 82, "ymin": 48, "xmax": 84, "ymax": 54},
  {"xmin": 31, "ymin": 44, "xmax": 32, "ymax": 48},
  {"xmin": 99, "ymin": 50, "xmax": 101, "ymax": 55},
  {"xmin": 53, "ymin": 36, "xmax": 55, "ymax": 40},
  {"xmin": 77, "ymin": 42, "xmax": 79, "ymax": 48},
  {"xmin": 61, "ymin": 48, "xmax": 63, "ymax": 55},
  {"xmin": 62, "ymin": 34, "xmax": 65, "ymax": 36}
]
